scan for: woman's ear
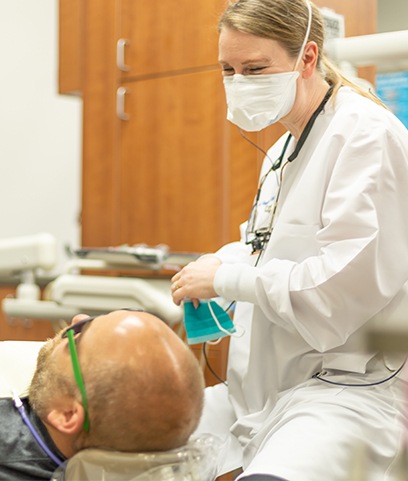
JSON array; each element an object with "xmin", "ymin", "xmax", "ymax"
[
  {"xmin": 46, "ymin": 399, "xmax": 85, "ymax": 435},
  {"xmin": 301, "ymin": 41, "xmax": 319, "ymax": 79}
]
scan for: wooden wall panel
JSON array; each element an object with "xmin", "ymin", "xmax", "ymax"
[
  {"xmin": 314, "ymin": 0, "xmax": 376, "ymax": 37},
  {"xmin": 58, "ymin": 0, "xmax": 83, "ymax": 95},
  {"xmin": 81, "ymin": 0, "xmax": 121, "ymax": 248}
]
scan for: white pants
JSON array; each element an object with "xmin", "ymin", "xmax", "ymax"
[{"xmin": 195, "ymin": 368, "xmax": 408, "ymax": 481}]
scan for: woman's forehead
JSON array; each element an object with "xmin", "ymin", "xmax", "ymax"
[{"xmin": 218, "ymin": 28, "xmax": 289, "ymax": 64}]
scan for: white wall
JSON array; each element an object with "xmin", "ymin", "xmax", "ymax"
[{"xmin": 0, "ymin": 0, "xmax": 82, "ymax": 273}]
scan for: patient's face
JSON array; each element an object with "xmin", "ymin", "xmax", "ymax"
[
  {"xmin": 33, "ymin": 313, "xmax": 93, "ymax": 381},
  {"xmin": 29, "ymin": 321, "xmax": 85, "ymax": 415}
]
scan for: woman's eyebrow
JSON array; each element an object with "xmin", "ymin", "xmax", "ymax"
[
  {"xmin": 219, "ymin": 57, "xmax": 271, "ymax": 65},
  {"xmin": 241, "ymin": 57, "xmax": 271, "ymax": 65}
]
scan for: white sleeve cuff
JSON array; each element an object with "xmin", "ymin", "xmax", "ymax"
[{"xmin": 214, "ymin": 263, "xmax": 259, "ymax": 304}]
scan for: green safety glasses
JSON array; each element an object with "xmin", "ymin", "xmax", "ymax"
[{"xmin": 61, "ymin": 308, "xmax": 146, "ymax": 432}]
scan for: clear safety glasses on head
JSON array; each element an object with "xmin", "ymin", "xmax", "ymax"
[{"xmin": 223, "ymin": 0, "xmax": 312, "ymax": 132}]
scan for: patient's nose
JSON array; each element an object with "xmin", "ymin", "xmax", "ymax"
[{"xmin": 70, "ymin": 313, "xmax": 89, "ymax": 326}]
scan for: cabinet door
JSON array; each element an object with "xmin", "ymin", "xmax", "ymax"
[
  {"xmin": 117, "ymin": 0, "xmax": 226, "ymax": 78},
  {"xmin": 118, "ymin": 69, "xmax": 228, "ymax": 252}
]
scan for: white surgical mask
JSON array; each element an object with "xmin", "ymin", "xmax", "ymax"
[
  {"xmin": 223, "ymin": 72, "xmax": 300, "ymax": 131},
  {"xmin": 223, "ymin": 1, "xmax": 312, "ymax": 132}
]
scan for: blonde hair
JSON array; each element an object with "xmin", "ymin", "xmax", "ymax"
[{"xmin": 218, "ymin": 0, "xmax": 385, "ymax": 107}]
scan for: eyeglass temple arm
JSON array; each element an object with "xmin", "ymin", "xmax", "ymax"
[{"xmin": 66, "ymin": 329, "xmax": 90, "ymax": 432}]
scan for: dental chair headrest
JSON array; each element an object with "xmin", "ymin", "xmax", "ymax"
[{"xmin": 51, "ymin": 435, "xmax": 222, "ymax": 481}]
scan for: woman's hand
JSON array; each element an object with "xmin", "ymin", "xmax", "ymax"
[{"xmin": 171, "ymin": 255, "xmax": 222, "ymax": 305}]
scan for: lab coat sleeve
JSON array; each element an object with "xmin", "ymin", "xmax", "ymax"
[
  {"xmin": 214, "ymin": 119, "xmax": 408, "ymax": 352},
  {"xmin": 213, "ymin": 240, "xmax": 252, "ymax": 264}
]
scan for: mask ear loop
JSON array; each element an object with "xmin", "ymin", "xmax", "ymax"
[
  {"xmin": 206, "ymin": 301, "xmax": 245, "ymax": 345},
  {"xmin": 293, "ymin": 0, "xmax": 313, "ymax": 71}
]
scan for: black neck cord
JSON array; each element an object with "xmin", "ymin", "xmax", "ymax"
[
  {"xmin": 245, "ymin": 85, "xmax": 335, "ymax": 255},
  {"xmin": 313, "ymin": 359, "xmax": 406, "ymax": 387},
  {"xmin": 203, "ymin": 342, "xmax": 228, "ymax": 386},
  {"xmin": 287, "ymin": 85, "xmax": 334, "ymax": 162},
  {"xmin": 256, "ymin": 85, "xmax": 334, "ymax": 173},
  {"xmin": 202, "ymin": 300, "xmax": 237, "ymax": 386},
  {"xmin": 204, "ymin": 351, "xmax": 406, "ymax": 389},
  {"xmin": 239, "ymin": 85, "xmax": 334, "ymax": 171},
  {"xmin": 272, "ymin": 133, "xmax": 293, "ymax": 171}
]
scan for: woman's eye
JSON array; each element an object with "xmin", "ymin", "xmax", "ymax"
[
  {"xmin": 222, "ymin": 67, "xmax": 234, "ymax": 75},
  {"xmin": 249, "ymin": 67, "xmax": 266, "ymax": 73}
]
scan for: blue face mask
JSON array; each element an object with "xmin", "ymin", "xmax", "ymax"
[{"xmin": 183, "ymin": 299, "xmax": 236, "ymax": 345}]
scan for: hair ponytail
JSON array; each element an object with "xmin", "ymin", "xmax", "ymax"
[{"xmin": 320, "ymin": 53, "xmax": 387, "ymax": 108}]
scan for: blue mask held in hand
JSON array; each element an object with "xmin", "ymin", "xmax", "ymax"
[{"xmin": 183, "ymin": 299, "xmax": 236, "ymax": 345}]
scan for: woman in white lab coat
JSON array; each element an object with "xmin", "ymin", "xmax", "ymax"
[{"xmin": 172, "ymin": 0, "xmax": 408, "ymax": 480}]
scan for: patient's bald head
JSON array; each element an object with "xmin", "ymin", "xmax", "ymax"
[{"xmin": 29, "ymin": 310, "xmax": 204, "ymax": 454}]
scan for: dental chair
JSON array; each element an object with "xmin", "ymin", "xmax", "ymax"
[
  {"xmin": 51, "ymin": 435, "xmax": 222, "ymax": 481},
  {"xmin": 0, "ymin": 235, "xmax": 222, "ymax": 480}
]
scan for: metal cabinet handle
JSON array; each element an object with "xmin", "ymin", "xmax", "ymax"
[
  {"xmin": 117, "ymin": 38, "xmax": 130, "ymax": 71},
  {"xmin": 116, "ymin": 87, "xmax": 129, "ymax": 120}
]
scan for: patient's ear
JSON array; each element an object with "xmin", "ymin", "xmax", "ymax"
[{"xmin": 46, "ymin": 399, "xmax": 84, "ymax": 435}]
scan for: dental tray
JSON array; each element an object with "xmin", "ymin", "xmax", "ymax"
[{"xmin": 73, "ymin": 245, "xmax": 201, "ymax": 269}]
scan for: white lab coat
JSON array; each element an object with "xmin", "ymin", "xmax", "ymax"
[{"xmin": 196, "ymin": 87, "xmax": 408, "ymax": 480}]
